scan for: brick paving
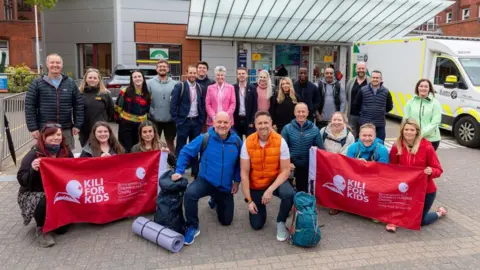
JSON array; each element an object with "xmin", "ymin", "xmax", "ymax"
[{"xmin": 0, "ymin": 121, "xmax": 479, "ymax": 269}]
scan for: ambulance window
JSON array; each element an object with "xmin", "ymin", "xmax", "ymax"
[{"xmin": 434, "ymin": 57, "xmax": 465, "ymax": 88}]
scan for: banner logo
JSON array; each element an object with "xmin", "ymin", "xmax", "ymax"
[
  {"xmin": 323, "ymin": 175, "xmax": 346, "ymax": 196},
  {"xmin": 54, "ymin": 180, "xmax": 82, "ymax": 204}
]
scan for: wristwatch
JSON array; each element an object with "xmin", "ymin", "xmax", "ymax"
[{"xmin": 244, "ymin": 198, "xmax": 252, "ymax": 204}]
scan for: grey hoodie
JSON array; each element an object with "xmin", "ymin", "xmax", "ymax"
[
  {"xmin": 147, "ymin": 76, "xmax": 177, "ymax": 122},
  {"xmin": 320, "ymin": 124, "xmax": 355, "ymax": 155}
]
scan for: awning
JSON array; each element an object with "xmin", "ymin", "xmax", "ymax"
[{"xmin": 187, "ymin": 0, "xmax": 454, "ymax": 43}]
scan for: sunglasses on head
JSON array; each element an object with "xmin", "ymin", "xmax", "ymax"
[{"xmin": 41, "ymin": 123, "xmax": 62, "ymax": 132}]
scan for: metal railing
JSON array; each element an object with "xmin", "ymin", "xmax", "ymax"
[{"xmin": 0, "ymin": 92, "xmax": 33, "ymax": 170}]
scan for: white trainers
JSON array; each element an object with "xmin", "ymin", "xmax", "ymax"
[
  {"xmin": 276, "ymin": 222, "xmax": 289, "ymax": 242},
  {"xmin": 36, "ymin": 227, "xmax": 55, "ymax": 248}
]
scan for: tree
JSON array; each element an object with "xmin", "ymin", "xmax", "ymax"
[{"xmin": 25, "ymin": 0, "xmax": 58, "ymax": 10}]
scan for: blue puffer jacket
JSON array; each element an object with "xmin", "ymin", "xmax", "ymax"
[
  {"xmin": 175, "ymin": 127, "xmax": 241, "ymax": 192},
  {"xmin": 346, "ymin": 138, "xmax": 389, "ymax": 163},
  {"xmin": 281, "ymin": 119, "xmax": 324, "ymax": 168}
]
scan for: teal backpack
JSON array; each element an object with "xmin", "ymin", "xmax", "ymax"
[{"xmin": 289, "ymin": 192, "xmax": 322, "ymax": 247}]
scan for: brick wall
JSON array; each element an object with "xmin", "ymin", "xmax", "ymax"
[
  {"xmin": 134, "ymin": 23, "xmax": 200, "ymax": 74},
  {"xmin": 0, "ymin": 21, "xmax": 41, "ymax": 68},
  {"xmin": 440, "ymin": 19, "xmax": 480, "ymax": 37}
]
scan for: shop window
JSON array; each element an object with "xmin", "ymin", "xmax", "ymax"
[
  {"xmin": 313, "ymin": 46, "xmax": 338, "ymax": 81},
  {"xmin": 77, "ymin": 43, "xmax": 112, "ymax": 78},
  {"xmin": 17, "ymin": 0, "xmax": 32, "ymax": 11},
  {"xmin": 136, "ymin": 44, "xmax": 182, "ymax": 77}
]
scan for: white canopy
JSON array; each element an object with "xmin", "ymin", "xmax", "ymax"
[{"xmin": 187, "ymin": 0, "xmax": 453, "ymax": 43}]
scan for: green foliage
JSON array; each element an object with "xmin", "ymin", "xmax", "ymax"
[
  {"xmin": 5, "ymin": 65, "xmax": 39, "ymax": 93},
  {"xmin": 24, "ymin": 0, "xmax": 58, "ymax": 10}
]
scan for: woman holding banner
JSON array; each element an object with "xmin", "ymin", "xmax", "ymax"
[
  {"xmin": 80, "ymin": 122, "xmax": 125, "ymax": 157},
  {"xmin": 321, "ymin": 112, "xmax": 355, "ymax": 215},
  {"xmin": 385, "ymin": 118, "xmax": 447, "ymax": 233},
  {"xmin": 17, "ymin": 123, "xmax": 73, "ymax": 248},
  {"xmin": 320, "ymin": 112, "xmax": 355, "ymax": 155}
]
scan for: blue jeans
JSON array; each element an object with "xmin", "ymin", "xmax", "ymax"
[
  {"xmin": 184, "ymin": 177, "xmax": 234, "ymax": 228},
  {"xmin": 422, "ymin": 192, "xmax": 439, "ymax": 226},
  {"xmin": 249, "ymin": 181, "xmax": 295, "ymax": 230},
  {"xmin": 176, "ymin": 118, "xmax": 202, "ymax": 176},
  {"xmin": 375, "ymin": 126, "xmax": 386, "ymax": 142}
]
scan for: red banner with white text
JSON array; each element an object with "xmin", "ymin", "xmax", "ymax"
[
  {"xmin": 41, "ymin": 151, "xmax": 161, "ymax": 232},
  {"xmin": 308, "ymin": 148, "xmax": 427, "ymax": 230}
]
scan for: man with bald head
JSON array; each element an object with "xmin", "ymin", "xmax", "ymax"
[
  {"xmin": 316, "ymin": 67, "xmax": 345, "ymax": 130},
  {"xmin": 282, "ymin": 102, "xmax": 324, "ymax": 193},
  {"xmin": 345, "ymin": 62, "xmax": 369, "ymax": 138},
  {"xmin": 173, "ymin": 111, "xmax": 242, "ymax": 245},
  {"xmin": 293, "ymin": 67, "xmax": 320, "ymax": 122}
]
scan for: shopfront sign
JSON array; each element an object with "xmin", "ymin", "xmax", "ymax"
[
  {"xmin": 238, "ymin": 49, "xmax": 247, "ymax": 68},
  {"xmin": 323, "ymin": 55, "xmax": 333, "ymax": 62},
  {"xmin": 252, "ymin": 53, "xmax": 262, "ymax": 61},
  {"xmin": 149, "ymin": 48, "xmax": 169, "ymax": 60}
]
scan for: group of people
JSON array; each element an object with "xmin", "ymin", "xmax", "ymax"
[{"xmin": 18, "ymin": 53, "xmax": 447, "ymax": 248}]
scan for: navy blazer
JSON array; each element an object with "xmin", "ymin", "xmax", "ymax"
[
  {"xmin": 170, "ymin": 81, "xmax": 206, "ymax": 126},
  {"xmin": 233, "ymin": 83, "xmax": 258, "ymax": 127}
]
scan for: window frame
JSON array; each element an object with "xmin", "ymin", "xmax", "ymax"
[
  {"xmin": 135, "ymin": 43, "xmax": 182, "ymax": 77},
  {"xmin": 434, "ymin": 57, "xmax": 468, "ymax": 90},
  {"xmin": 462, "ymin": 8, "xmax": 470, "ymax": 20},
  {"xmin": 446, "ymin": 12, "xmax": 452, "ymax": 23}
]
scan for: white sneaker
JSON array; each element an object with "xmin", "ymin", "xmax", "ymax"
[
  {"xmin": 36, "ymin": 227, "xmax": 55, "ymax": 248},
  {"xmin": 276, "ymin": 222, "xmax": 289, "ymax": 242}
]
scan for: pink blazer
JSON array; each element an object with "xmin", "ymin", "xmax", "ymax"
[{"xmin": 205, "ymin": 83, "xmax": 236, "ymax": 126}]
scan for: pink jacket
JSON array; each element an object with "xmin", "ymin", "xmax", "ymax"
[{"xmin": 206, "ymin": 83, "xmax": 236, "ymax": 126}]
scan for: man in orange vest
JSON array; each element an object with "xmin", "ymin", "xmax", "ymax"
[{"xmin": 240, "ymin": 111, "xmax": 295, "ymax": 242}]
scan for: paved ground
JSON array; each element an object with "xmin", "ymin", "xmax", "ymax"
[{"xmin": 0, "ymin": 119, "xmax": 479, "ymax": 269}]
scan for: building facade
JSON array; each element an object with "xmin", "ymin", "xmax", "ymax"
[
  {"xmin": 0, "ymin": 0, "xmax": 41, "ymax": 68},
  {"xmin": 41, "ymin": 0, "xmax": 451, "ymax": 83},
  {"xmin": 437, "ymin": 0, "xmax": 480, "ymax": 37}
]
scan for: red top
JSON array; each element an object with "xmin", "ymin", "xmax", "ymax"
[{"xmin": 389, "ymin": 138, "xmax": 443, "ymax": 193}]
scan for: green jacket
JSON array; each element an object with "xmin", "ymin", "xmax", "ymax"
[{"xmin": 403, "ymin": 93, "xmax": 441, "ymax": 142}]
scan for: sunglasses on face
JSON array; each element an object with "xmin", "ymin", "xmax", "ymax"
[{"xmin": 42, "ymin": 123, "xmax": 62, "ymax": 132}]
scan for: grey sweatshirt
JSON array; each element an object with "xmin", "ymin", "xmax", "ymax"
[
  {"xmin": 320, "ymin": 78, "xmax": 345, "ymax": 121},
  {"xmin": 147, "ymin": 76, "xmax": 177, "ymax": 122}
]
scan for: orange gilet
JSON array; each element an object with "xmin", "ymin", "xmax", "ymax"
[{"xmin": 245, "ymin": 131, "xmax": 282, "ymax": 190}]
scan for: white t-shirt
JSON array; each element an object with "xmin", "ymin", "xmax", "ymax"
[{"xmin": 240, "ymin": 137, "xmax": 290, "ymax": 160}]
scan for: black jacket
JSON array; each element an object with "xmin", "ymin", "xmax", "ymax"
[
  {"xmin": 269, "ymin": 92, "xmax": 302, "ymax": 128},
  {"xmin": 17, "ymin": 147, "xmax": 73, "ymax": 193},
  {"xmin": 170, "ymin": 81, "xmax": 206, "ymax": 126},
  {"xmin": 196, "ymin": 76, "xmax": 215, "ymax": 101},
  {"xmin": 293, "ymin": 80, "xmax": 320, "ymax": 119},
  {"xmin": 25, "ymin": 74, "xmax": 84, "ymax": 131},
  {"xmin": 80, "ymin": 87, "xmax": 114, "ymax": 141},
  {"xmin": 233, "ymin": 83, "xmax": 258, "ymax": 127}
]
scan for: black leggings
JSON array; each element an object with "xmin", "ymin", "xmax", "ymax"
[
  {"xmin": 34, "ymin": 197, "xmax": 69, "ymax": 234},
  {"xmin": 431, "ymin": 141, "xmax": 440, "ymax": 151}
]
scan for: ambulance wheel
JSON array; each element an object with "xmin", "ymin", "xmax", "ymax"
[{"xmin": 454, "ymin": 116, "xmax": 480, "ymax": 148}]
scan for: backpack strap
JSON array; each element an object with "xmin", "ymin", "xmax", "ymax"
[
  {"xmin": 322, "ymin": 129, "xmax": 328, "ymax": 143},
  {"xmin": 199, "ymin": 133, "xmax": 210, "ymax": 159},
  {"xmin": 340, "ymin": 129, "xmax": 349, "ymax": 147},
  {"xmin": 176, "ymin": 82, "xmax": 185, "ymax": 115},
  {"xmin": 334, "ymin": 81, "xmax": 341, "ymax": 111}
]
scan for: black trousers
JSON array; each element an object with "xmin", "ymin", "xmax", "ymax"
[
  {"xmin": 294, "ymin": 166, "xmax": 309, "ymax": 193},
  {"xmin": 35, "ymin": 197, "xmax": 69, "ymax": 234},
  {"xmin": 118, "ymin": 120, "xmax": 140, "ymax": 153}
]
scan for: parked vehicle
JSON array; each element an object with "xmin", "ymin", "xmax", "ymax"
[
  {"xmin": 106, "ymin": 64, "xmax": 157, "ymax": 100},
  {"xmin": 352, "ymin": 36, "xmax": 480, "ymax": 147}
]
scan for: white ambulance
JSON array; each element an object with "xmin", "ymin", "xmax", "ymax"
[{"xmin": 351, "ymin": 36, "xmax": 480, "ymax": 147}]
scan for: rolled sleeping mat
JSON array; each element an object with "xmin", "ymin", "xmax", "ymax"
[{"xmin": 132, "ymin": 216, "xmax": 184, "ymax": 253}]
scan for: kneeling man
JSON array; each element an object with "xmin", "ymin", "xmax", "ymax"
[
  {"xmin": 240, "ymin": 111, "xmax": 295, "ymax": 241},
  {"xmin": 173, "ymin": 112, "xmax": 241, "ymax": 245}
]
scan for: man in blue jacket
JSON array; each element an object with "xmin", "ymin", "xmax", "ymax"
[
  {"xmin": 170, "ymin": 65, "xmax": 206, "ymax": 178},
  {"xmin": 172, "ymin": 111, "xmax": 242, "ymax": 245},
  {"xmin": 281, "ymin": 103, "xmax": 324, "ymax": 193}
]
